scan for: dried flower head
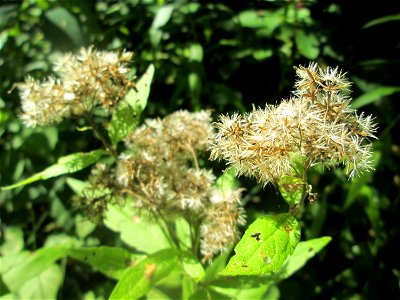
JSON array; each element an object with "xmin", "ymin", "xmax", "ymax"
[
  {"xmin": 17, "ymin": 46, "xmax": 135, "ymax": 127},
  {"xmin": 113, "ymin": 110, "xmax": 246, "ymax": 261},
  {"xmin": 209, "ymin": 62, "xmax": 377, "ymax": 184},
  {"xmin": 201, "ymin": 188, "xmax": 246, "ymax": 262}
]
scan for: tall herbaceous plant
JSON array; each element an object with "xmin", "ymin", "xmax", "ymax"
[{"xmin": 2, "ymin": 47, "xmax": 376, "ymax": 299}]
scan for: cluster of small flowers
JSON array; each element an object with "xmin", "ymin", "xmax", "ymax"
[
  {"xmin": 201, "ymin": 189, "xmax": 246, "ymax": 262},
  {"xmin": 115, "ymin": 110, "xmax": 246, "ymax": 260},
  {"xmin": 17, "ymin": 46, "xmax": 135, "ymax": 127},
  {"xmin": 209, "ymin": 62, "xmax": 377, "ymax": 185}
]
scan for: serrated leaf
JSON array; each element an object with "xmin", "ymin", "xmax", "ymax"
[
  {"xmin": 278, "ymin": 175, "xmax": 305, "ymax": 207},
  {"xmin": 275, "ymin": 236, "xmax": 331, "ymax": 280},
  {"xmin": 220, "ymin": 214, "xmax": 300, "ymax": 276},
  {"xmin": 1, "ymin": 149, "xmax": 106, "ymax": 190},
  {"xmin": 109, "ymin": 249, "xmax": 179, "ymax": 300},
  {"xmin": 67, "ymin": 246, "xmax": 144, "ymax": 280},
  {"xmin": 108, "ymin": 64, "xmax": 155, "ymax": 144}
]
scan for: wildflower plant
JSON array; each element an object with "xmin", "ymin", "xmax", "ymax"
[
  {"xmin": 209, "ymin": 62, "xmax": 377, "ymax": 275},
  {"xmin": 2, "ymin": 47, "xmax": 377, "ymax": 299}
]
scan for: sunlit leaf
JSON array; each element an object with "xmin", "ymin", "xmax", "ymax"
[
  {"xmin": 108, "ymin": 64, "xmax": 155, "ymax": 145},
  {"xmin": 67, "ymin": 246, "xmax": 144, "ymax": 280},
  {"xmin": 220, "ymin": 214, "xmax": 300, "ymax": 276},
  {"xmin": 1, "ymin": 248, "xmax": 67, "ymax": 292},
  {"xmin": 1, "ymin": 149, "xmax": 106, "ymax": 190},
  {"xmin": 151, "ymin": 5, "xmax": 174, "ymax": 29},
  {"xmin": 275, "ymin": 236, "xmax": 331, "ymax": 280},
  {"xmin": 104, "ymin": 203, "xmax": 171, "ymax": 254},
  {"xmin": 351, "ymin": 86, "xmax": 400, "ymax": 108},
  {"xmin": 109, "ymin": 249, "xmax": 179, "ymax": 300},
  {"xmin": 278, "ymin": 175, "xmax": 305, "ymax": 207},
  {"xmin": 17, "ymin": 264, "xmax": 63, "ymax": 299},
  {"xmin": 215, "ymin": 168, "xmax": 239, "ymax": 192}
]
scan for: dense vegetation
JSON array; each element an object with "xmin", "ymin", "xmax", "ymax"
[{"xmin": 1, "ymin": 0, "xmax": 399, "ymax": 299}]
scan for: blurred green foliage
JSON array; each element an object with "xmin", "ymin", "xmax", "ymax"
[{"xmin": 1, "ymin": 0, "xmax": 399, "ymax": 299}]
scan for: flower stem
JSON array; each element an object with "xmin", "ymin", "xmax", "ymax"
[
  {"xmin": 85, "ymin": 114, "xmax": 118, "ymax": 159},
  {"xmin": 290, "ymin": 164, "xmax": 309, "ymax": 217}
]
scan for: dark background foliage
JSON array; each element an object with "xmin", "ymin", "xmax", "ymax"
[{"xmin": 1, "ymin": 0, "xmax": 399, "ymax": 299}]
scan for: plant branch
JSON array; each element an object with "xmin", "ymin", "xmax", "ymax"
[{"xmin": 85, "ymin": 114, "xmax": 118, "ymax": 159}]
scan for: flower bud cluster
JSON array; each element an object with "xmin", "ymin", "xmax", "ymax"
[
  {"xmin": 209, "ymin": 62, "xmax": 377, "ymax": 184},
  {"xmin": 17, "ymin": 46, "xmax": 135, "ymax": 127},
  {"xmin": 115, "ymin": 110, "xmax": 246, "ymax": 260}
]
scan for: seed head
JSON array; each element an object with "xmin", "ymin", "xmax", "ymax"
[{"xmin": 210, "ymin": 62, "xmax": 377, "ymax": 184}]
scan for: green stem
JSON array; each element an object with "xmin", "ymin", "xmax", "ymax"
[
  {"xmin": 290, "ymin": 164, "xmax": 309, "ymax": 217},
  {"xmin": 85, "ymin": 114, "xmax": 118, "ymax": 159},
  {"xmin": 157, "ymin": 210, "xmax": 182, "ymax": 250},
  {"xmin": 151, "ymin": 210, "xmax": 179, "ymax": 250}
]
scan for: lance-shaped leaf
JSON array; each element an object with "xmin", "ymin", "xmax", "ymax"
[
  {"xmin": 67, "ymin": 246, "xmax": 144, "ymax": 280},
  {"xmin": 275, "ymin": 236, "xmax": 331, "ymax": 280},
  {"xmin": 108, "ymin": 64, "xmax": 155, "ymax": 145},
  {"xmin": 220, "ymin": 213, "xmax": 300, "ymax": 276},
  {"xmin": 1, "ymin": 149, "xmax": 106, "ymax": 190},
  {"xmin": 109, "ymin": 249, "xmax": 179, "ymax": 300}
]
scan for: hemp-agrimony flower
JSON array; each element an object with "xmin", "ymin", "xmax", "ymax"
[
  {"xmin": 17, "ymin": 46, "xmax": 135, "ymax": 127},
  {"xmin": 112, "ymin": 110, "xmax": 246, "ymax": 261},
  {"xmin": 209, "ymin": 62, "xmax": 377, "ymax": 185}
]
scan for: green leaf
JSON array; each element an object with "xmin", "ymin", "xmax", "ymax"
[
  {"xmin": 185, "ymin": 43, "xmax": 203, "ymax": 62},
  {"xmin": 237, "ymin": 10, "xmax": 281, "ymax": 34},
  {"xmin": 16, "ymin": 264, "xmax": 63, "ymax": 300},
  {"xmin": 181, "ymin": 253, "xmax": 205, "ymax": 282},
  {"xmin": 109, "ymin": 249, "xmax": 179, "ymax": 300},
  {"xmin": 210, "ymin": 283, "xmax": 271, "ymax": 300},
  {"xmin": 0, "ymin": 226, "xmax": 24, "ymax": 255},
  {"xmin": 151, "ymin": 5, "xmax": 174, "ymax": 29},
  {"xmin": 104, "ymin": 203, "xmax": 171, "ymax": 254},
  {"xmin": 275, "ymin": 236, "xmax": 331, "ymax": 280},
  {"xmin": 0, "ymin": 30, "xmax": 9, "ymax": 51},
  {"xmin": 75, "ymin": 215, "xmax": 96, "ymax": 239},
  {"xmin": 278, "ymin": 175, "xmax": 305, "ymax": 207},
  {"xmin": 1, "ymin": 247, "xmax": 67, "ymax": 292},
  {"xmin": 215, "ymin": 168, "xmax": 239, "ymax": 192},
  {"xmin": 175, "ymin": 217, "xmax": 191, "ymax": 250},
  {"xmin": 252, "ymin": 49, "xmax": 273, "ymax": 60},
  {"xmin": 108, "ymin": 64, "xmax": 155, "ymax": 145},
  {"xmin": 220, "ymin": 214, "xmax": 301, "ymax": 276},
  {"xmin": 351, "ymin": 86, "xmax": 400, "ymax": 109},
  {"xmin": 362, "ymin": 14, "xmax": 400, "ymax": 29},
  {"xmin": 1, "ymin": 149, "xmax": 106, "ymax": 190},
  {"xmin": 67, "ymin": 246, "xmax": 143, "ymax": 280},
  {"xmin": 295, "ymin": 31, "xmax": 319, "ymax": 59},
  {"xmin": 203, "ymin": 251, "xmax": 230, "ymax": 283},
  {"xmin": 45, "ymin": 7, "xmax": 84, "ymax": 46}
]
